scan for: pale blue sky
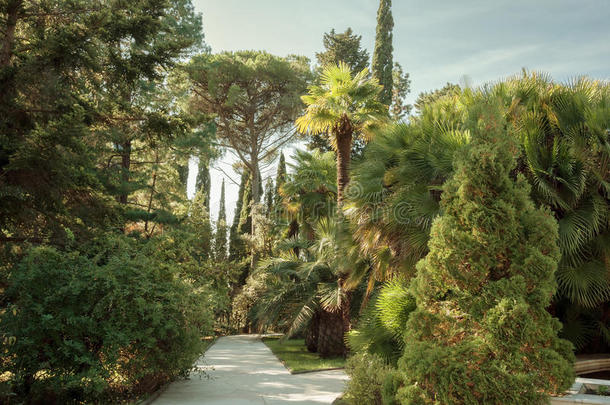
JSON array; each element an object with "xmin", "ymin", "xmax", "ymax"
[{"xmin": 188, "ymin": 0, "xmax": 610, "ymax": 224}]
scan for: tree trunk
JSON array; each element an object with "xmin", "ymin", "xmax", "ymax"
[
  {"xmin": 305, "ymin": 310, "xmax": 320, "ymax": 352},
  {"xmin": 0, "ymin": 0, "xmax": 21, "ymax": 68},
  {"xmin": 317, "ymin": 308, "xmax": 345, "ymax": 357},
  {"xmin": 334, "ymin": 116, "xmax": 353, "ymax": 207}
]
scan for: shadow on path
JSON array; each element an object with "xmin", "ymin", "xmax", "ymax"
[{"xmin": 153, "ymin": 335, "xmax": 348, "ymax": 405}]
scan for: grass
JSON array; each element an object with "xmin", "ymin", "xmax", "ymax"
[{"xmin": 261, "ymin": 336, "xmax": 345, "ymax": 374}]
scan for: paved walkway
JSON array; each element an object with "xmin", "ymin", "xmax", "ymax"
[{"xmin": 153, "ymin": 335, "xmax": 348, "ymax": 405}]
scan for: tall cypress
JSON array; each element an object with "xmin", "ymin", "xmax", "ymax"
[
  {"xmin": 274, "ymin": 152, "xmax": 287, "ymax": 208},
  {"xmin": 229, "ymin": 171, "xmax": 248, "ymax": 261},
  {"xmin": 214, "ymin": 179, "xmax": 228, "ymax": 260},
  {"xmin": 196, "ymin": 156, "xmax": 211, "ymax": 209},
  {"xmin": 372, "ymin": 0, "xmax": 394, "ymax": 106},
  {"xmin": 264, "ymin": 178, "xmax": 274, "ymax": 217}
]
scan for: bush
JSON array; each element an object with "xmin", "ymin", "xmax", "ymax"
[
  {"xmin": 396, "ymin": 107, "xmax": 574, "ymax": 404},
  {"xmin": 1, "ymin": 236, "xmax": 213, "ymax": 404},
  {"xmin": 343, "ymin": 352, "xmax": 398, "ymax": 405}
]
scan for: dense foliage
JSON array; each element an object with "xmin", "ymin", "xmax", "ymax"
[
  {"xmin": 396, "ymin": 106, "xmax": 574, "ymax": 404},
  {"xmin": 2, "ymin": 235, "xmax": 215, "ymax": 403}
]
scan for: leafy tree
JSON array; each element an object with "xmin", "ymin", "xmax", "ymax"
[
  {"xmin": 0, "ymin": 0, "xmax": 205, "ymax": 247},
  {"xmin": 315, "ymin": 28, "xmax": 369, "ymax": 74},
  {"xmin": 391, "ymin": 62, "xmax": 412, "ymax": 121},
  {"xmin": 413, "ymin": 82, "xmax": 460, "ymax": 113},
  {"xmin": 396, "ymin": 107, "xmax": 574, "ymax": 404},
  {"xmin": 296, "ymin": 63, "xmax": 387, "ymax": 206},
  {"xmin": 214, "ymin": 179, "xmax": 228, "ymax": 260},
  {"xmin": 372, "ymin": 0, "xmax": 394, "ymax": 105},
  {"xmin": 187, "ymin": 51, "xmax": 311, "ymax": 218},
  {"xmin": 3, "ymin": 235, "xmax": 213, "ymax": 403}
]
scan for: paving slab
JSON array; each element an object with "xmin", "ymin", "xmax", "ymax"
[{"xmin": 153, "ymin": 335, "xmax": 348, "ymax": 405}]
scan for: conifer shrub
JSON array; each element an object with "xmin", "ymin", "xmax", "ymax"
[{"xmin": 395, "ymin": 106, "xmax": 574, "ymax": 404}]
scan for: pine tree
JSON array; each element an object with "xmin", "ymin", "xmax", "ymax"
[
  {"xmin": 396, "ymin": 108, "xmax": 574, "ymax": 404},
  {"xmin": 214, "ymin": 179, "xmax": 228, "ymax": 261},
  {"xmin": 316, "ymin": 28, "xmax": 370, "ymax": 74},
  {"xmin": 372, "ymin": 0, "xmax": 394, "ymax": 106}
]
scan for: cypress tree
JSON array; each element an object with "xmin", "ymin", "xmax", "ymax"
[
  {"xmin": 229, "ymin": 171, "xmax": 248, "ymax": 261},
  {"xmin": 189, "ymin": 188, "xmax": 212, "ymax": 261},
  {"xmin": 396, "ymin": 108, "xmax": 574, "ymax": 404},
  {"xmin": 237, "ymin": 174, "xmax": 253, "ymax": 237},
  {"xmin": 264, "ymin": 177, "xmax": 274, "ymax": 217},
  {"xmin": 372, "ymin": 0, "xmax": 394, "ymax": 106},
  {"xmin": 196, "ymin": 156, "xmax": 211, "ymax": 209},
  {"xmin": 274, "ymin": 153, "xmax": 287, "ymax": 209},
  {"xmin": 214, "ymin": 179, "xmax": 228, "ymax": 260}
]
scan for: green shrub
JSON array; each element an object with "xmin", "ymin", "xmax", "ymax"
[
  {"xmin": 344, "ymin": 352, "xmax": 398, "ymax": 405},
  {"xmin": 396, "ymin": 107, "xmax": 574, "ymax": 404},
  {"xmin": 348, "ymin": 279, "xmax": 416, "ymax": 365},
  {"xmin": 1, "ymin": 236, "xmax": 213, "ymax": 404}
]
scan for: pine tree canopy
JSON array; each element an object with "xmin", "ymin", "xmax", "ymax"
[{"xmin": 316, "ymin": 28, "xmax": 370, "ymax": 74}]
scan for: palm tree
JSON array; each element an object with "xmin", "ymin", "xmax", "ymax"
[
  {"xmin": 345, "ymin": 95, "xmax": 470, "ymax": 286},
  {"xmin": 252, "ymin": 218, "xmax": 368, "ymax": 357},
  {"xmin": 346, "ymin": 72, "xmax": 610, "ymax": 352},
  {"xmin": 296, "ymin": 62, "xmax": 387, "ymax": 206}
]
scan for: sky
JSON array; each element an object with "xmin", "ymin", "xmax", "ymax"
[{"xmin": 188, "ymin": 0, "xmax": 610, "ymax": 225}]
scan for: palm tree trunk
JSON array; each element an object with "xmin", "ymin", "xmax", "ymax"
[
  {"xmin": 316, "ymin": 308, "xmax": 345, "ymax": 357},
  {"xmin": 305, "ymin": 311, "xmax": 319, "ymax": 352},
  {"xmin": 334, "ymin": 114, "xmax": 354, "ymax": 207}
]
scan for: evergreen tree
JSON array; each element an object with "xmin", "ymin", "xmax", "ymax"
[
  {"xmin": 229, "ymin": 171, "xmax": 248, "ymax": 261},
  {"xmin": 315, "ymin": 28, "xmax": 370, "ymax": 74},
  {"xmin": 214, "ymin": 179, "xmax": 227, "ymax": 260},
  {"xmin": 372, "ymin": 0, "xmax": 394, "ymax": 106},
  {"xmin": 274, "ymin": 152, "xmax": 287, "ymax": 217},
  {"xmin": 196, "ymin": 157, "xmax": 211, "ymax": 209},
  {"xmin": 264, "ymin": 178, "xmax": 274, "ymax": 217},
  {"xmin": 189, "ymin": 188, "xmax": 212, "ymax": 262},
  {"xmin": 238, "ymin": 174, "xmax": 254, "ymax": 237},
  {"xmin": 396, "ymin": 108, "xmax": 574, "ymax": 404},
  {"xmin": 414, "ymin": 82, "xmax": 460, "ymax": 113},
  {"xmin": 390, "ymin": 62, "xmax": 412, "ymax": 121}
]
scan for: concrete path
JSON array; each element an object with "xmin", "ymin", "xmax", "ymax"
[{"xmin": 153, "ymin": 335, "xmax": 348, "ymax": 405}]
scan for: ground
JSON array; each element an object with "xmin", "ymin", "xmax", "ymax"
[{"xmin": 153, "ymin": 335, "xmax": 348, "ymax": 405}]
